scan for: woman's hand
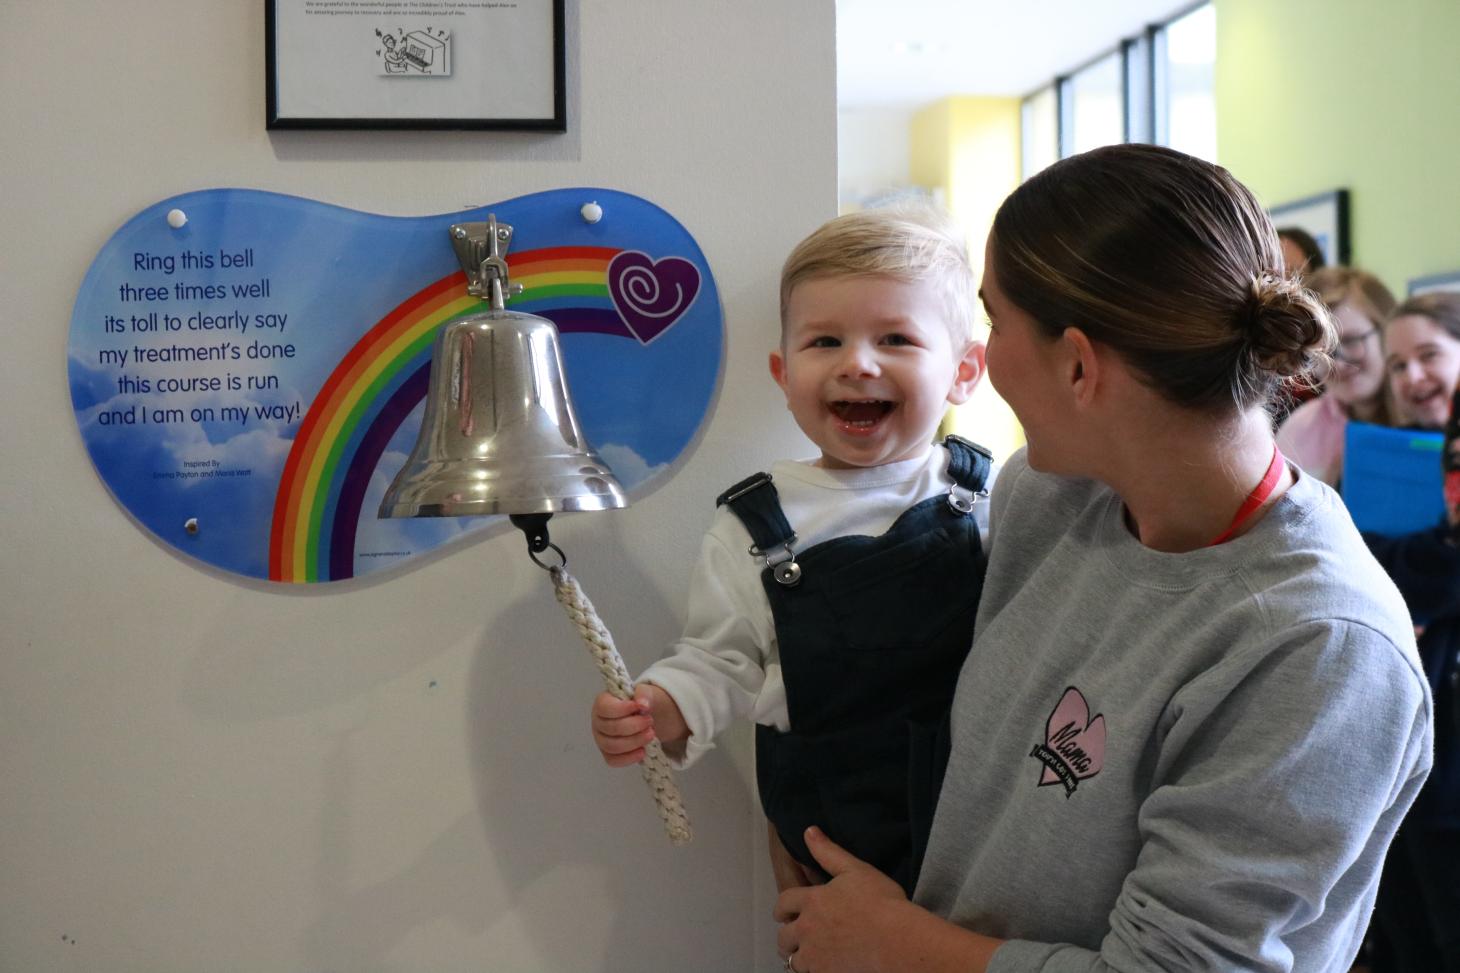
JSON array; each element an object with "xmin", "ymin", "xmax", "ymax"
[
  {"xmin": 768, "ymin": 822, "xmax": 825, "ymax": 893},
  {"xmin": 773, "ymin": 827, "xmax": 1005, "ymax": 973},
  {"xmin": 773, "ymin": 827, "xmax": 907, "ymax": 972}
]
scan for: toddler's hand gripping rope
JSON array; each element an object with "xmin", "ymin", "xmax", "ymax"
[{"xmin": 549, "ymin": 565, "xmax": 693, "ymax": 845}]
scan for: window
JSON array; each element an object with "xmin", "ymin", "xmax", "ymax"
[
  {"xmin": 1019, "ymin": 1, "xmax": 1215, "ymax": 178},
  {"xmin": 1162, "ymin": 3, "xmax": 1217, "ymax": 161},
  {"xmin": 1063, "ymin": 51, "xmax": 1125, "ymax": 156}
]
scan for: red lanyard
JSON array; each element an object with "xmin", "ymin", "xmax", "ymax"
[{"xmin": 1207, "ymin": 445, "xmax": 1285, "ymax": 546}]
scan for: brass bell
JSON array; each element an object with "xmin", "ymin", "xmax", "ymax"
[{"xmin": 379, "ymin": 215, "xmax": 627, "ymax": 521}]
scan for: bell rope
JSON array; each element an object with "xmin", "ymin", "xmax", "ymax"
[{"xmin": 549, "ymin": 566, "xmax": 693, "ymax": 845}]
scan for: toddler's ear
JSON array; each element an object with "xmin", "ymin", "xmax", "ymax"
[
  {"xmin": 769, "ymin": 349, "xmax": 789, "ymax": 393},
  {"xmin": 947, "ymin": 341, "xmax": 986, "ymax": 405}
]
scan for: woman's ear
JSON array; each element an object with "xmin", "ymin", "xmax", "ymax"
[
  {"xmin": 1062, "ymin": 327, "xmax": 1100, "ymax": 407},
  {"xmin": 946, "ymin": 341, "xmax": 986, "ymax": 405}
]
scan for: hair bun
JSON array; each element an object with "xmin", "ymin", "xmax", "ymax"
[{"xmin": 1240, "ymin": 273, "xmax": 1334, "ymax": 379}]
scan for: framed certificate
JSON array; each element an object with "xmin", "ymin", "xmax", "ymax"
[{"xmin": 266, "ymin": 0, "xmax": 566, "ymax": 131}]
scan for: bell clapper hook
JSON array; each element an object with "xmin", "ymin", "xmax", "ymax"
[{"xmin": 510, "ymin": 513, "xmax": 566, "ymax": 571}]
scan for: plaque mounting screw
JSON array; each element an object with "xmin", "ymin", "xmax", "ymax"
[
  {"xmin": 580, "ymin": 201, "xmax": 603, "ymax": 224},
  {"xmin": 167, "ymin": 209, "xmax": 188, "ymax": 229}
]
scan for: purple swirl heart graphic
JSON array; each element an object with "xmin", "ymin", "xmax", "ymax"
[{"xmin": 608, "ymin": 250, "xmax": 701, "ymax": 345}]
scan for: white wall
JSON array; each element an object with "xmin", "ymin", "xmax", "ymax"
[
  {"xmin": 0, "ymin": 3, "xmax": 835, "ymax": 971},
  {"xmin": 836, "ymin": 106, "xmax": 918, "ymax": 210}
]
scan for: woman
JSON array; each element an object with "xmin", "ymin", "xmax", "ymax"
[
  {"xmin": 1265, "ymin": 234, "xmax": 1336, "ymax": 424},
  {"xmin": 773, "ymin": 144, "xmax": 1431, "ymax": 973},
  {"xmin": 1363, "ymin": 292, "xmax": 1460, "ymax": 972},
  {"xmin": 1276, "ymin": 267, "xmax": 1396, "ymax": 486}
]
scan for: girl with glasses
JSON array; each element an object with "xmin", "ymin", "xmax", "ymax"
[{"xmin": 1276, "ymin": 266, "xmax": 1397, "ymax": 486}]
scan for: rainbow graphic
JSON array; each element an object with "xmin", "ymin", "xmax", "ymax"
[{"xmin": 268, "ymin": 245, "xmax": 638, "ymax": 583}]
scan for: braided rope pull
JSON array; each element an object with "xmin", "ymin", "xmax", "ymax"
[{"xmin": 550, "ymin": 566, "xmax": 693, "ymax": 846}]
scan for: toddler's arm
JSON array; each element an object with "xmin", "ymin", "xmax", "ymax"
[
  {"xmin": 617, "ymin": 517, "xmax": 778, "ymax": 769},
  {"xmin": 590, "ymin": 683, "xmax": 689, "ymax": 767}
]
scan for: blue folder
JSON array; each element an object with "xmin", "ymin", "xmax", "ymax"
[{"xmin": 1340, "ymin": 421, "xmax": 1445, "ymax": 535}]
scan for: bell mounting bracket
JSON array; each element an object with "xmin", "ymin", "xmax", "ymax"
[{"xmin": 449, "ymin": 214, "xmax": 525, "ymax": 311}]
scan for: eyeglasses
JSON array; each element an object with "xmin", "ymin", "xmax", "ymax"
[{"xmin": 1335, "ymin": 327, "xmax": 1379, "ymax": 363}]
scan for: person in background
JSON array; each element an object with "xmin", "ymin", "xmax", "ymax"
[
  {"xmin": 1268, "ymin": 228, "xmax": 1332, "ymax": 422},
  {"xmin": 1364, "ymin": 291, "xmax": 1460, "ymax": 973},
  {"xmin": 1277, "ymin": 225, "xmax": 1326, "ymax": 278},
  {"xmin": 771, "ymin": 144, "xmax": 1431, "ymax": 973},
  {"xmin": 1276, "ymin": 267, "xmax": 1397, "ymax": 485}
]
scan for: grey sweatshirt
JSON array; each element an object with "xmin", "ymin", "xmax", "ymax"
[{"xmin": 915, "ymin": 450, "xmax": 1432, "ymax": 973}]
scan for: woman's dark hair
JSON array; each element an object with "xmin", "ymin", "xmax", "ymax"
[
  {"xmin": 1276, "ymin": 226, "xmax": 1327, "ymax": 273},
  {"xmin": 990, "ymin": 144, "xmax": 1336, "ymax": 413}
]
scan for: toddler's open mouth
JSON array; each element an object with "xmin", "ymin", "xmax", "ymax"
[{"xmin": 829, "ymin": 399, "xmax": 895, "ymax": 428}]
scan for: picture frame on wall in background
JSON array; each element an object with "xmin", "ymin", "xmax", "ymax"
[
  {"xmin": 266, "ymin": 0, "xmax": 566, "ymax": 131},
  {"xmin": 1408, "ymin": 270, "xmax": 1460, "ymax": 296},
  {"xmin": 1269, "ymin": 189, "xmax": 1351, "ymax": 267}
]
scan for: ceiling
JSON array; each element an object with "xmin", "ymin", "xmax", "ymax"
[{"xmin": 837, "ymin": 0, "xmax": 1198, "ymax": 109}]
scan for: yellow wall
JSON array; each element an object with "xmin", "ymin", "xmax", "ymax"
[
  {"xmin": 911, "ymin": 96, "xmax": 1024, "ymax": 457},
  {"xmin": 1216, "ymin": 0, "xmax": 1460, "ymax": 296},
  {"xmin": 911, "ymin": 97, "xmax": 1022, "ymax": 277}
]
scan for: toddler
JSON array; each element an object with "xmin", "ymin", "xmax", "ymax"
[{"xmin": 591, "ymin": 207, "xmax": 993, "ymax": 893}]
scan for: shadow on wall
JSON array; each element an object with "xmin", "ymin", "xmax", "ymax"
[{"xmin": 296, "ymin": 517, "xmax": 758, "ymax": 971}]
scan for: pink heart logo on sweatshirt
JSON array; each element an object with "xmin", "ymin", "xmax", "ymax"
[{"xmin": 1031, "ymin": 687, "xmax": 1105, "ymax": 795}]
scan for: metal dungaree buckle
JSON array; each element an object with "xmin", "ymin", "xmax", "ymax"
[
  {"xmin": 944, "ymin": 434, "xmax": 992, "ymax": 514},
  {"xmin": 749, "ymin": 540, "xmax": 802, "ymax": 587},
  {"xmin": 947, "ymin": 483, "xmax": 983, "ymax": 514}
]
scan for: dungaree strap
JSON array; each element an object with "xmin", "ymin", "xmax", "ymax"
[
  {"xmin": 716, "ymin": 438, "xmax": 993, "ymax": 554},
  {"xmin": 942, "ymin": 435, "xmax": 993, "ymax": 493},
  {"xmin": 715, "ymin": 472, "xmax": 796, "ymax": 555}
]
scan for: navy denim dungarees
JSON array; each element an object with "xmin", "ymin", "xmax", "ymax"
[{"xmin": 715, "ymin": 436, "xmax": 991, "ymax": 894}]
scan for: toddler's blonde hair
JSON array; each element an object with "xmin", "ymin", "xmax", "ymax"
[{"xmin": 779, "ymin": 205, "xmax": 977, "ymax": 345}]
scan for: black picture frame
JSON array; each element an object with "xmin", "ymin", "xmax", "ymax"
[
  {"xmin": 266, "ymin": 0, "xmax": 566, "ymax": 132},
  {"xmin": 1269, "ymin": 189, "xmax": 1351, "ymax": 267}
]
